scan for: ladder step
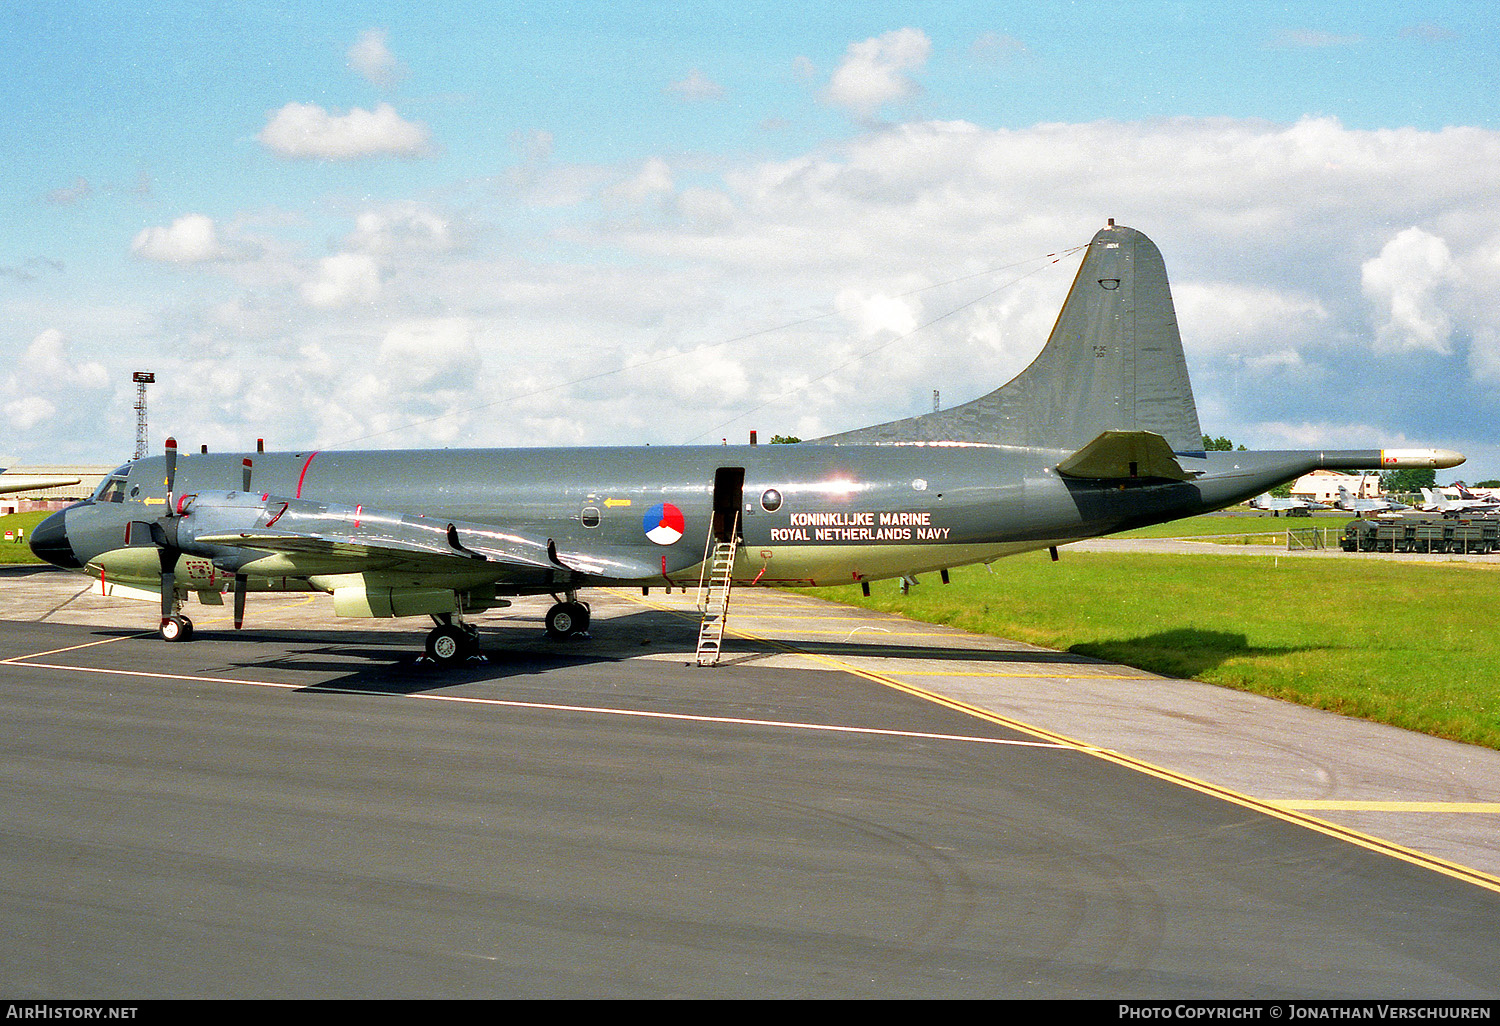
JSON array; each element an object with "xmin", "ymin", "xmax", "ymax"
[{"xmin": 696, "ymin": 522, "xmax": 741, "ymax": 665}]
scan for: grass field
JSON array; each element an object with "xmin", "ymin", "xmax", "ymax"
[
  {"xmin": 0, "ymin": 511, "xmax": 49, "ymax": 564},
  {"xmin": 796, "ymin": 547, "xmax": 1500, "ymax": 751}
]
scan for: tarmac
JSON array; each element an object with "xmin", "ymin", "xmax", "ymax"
[
  {"xmin": 7, "ymin": 555, "xmax": 1499, "ymax": 884},
  {"xmin": 3, "ymin": 556, "xmax": 1499, "ymax": 997}
]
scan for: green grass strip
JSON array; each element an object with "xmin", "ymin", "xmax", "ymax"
[{"xmin": 795, "ymin": 549, "xmax": 1500, "ymax": 751}]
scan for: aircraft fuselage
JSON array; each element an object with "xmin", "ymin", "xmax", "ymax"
[{"xmin": 42, "ymin": 442, "xmax": 1388, "ymax": 597}]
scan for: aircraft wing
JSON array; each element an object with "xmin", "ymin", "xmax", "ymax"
[
  {"xmin": 185, "ymin": 492, "xmax": 701, "ymax": 584},
  {"xmin": 0, "ymin": 474, "xmax": 81, "ymax": 496}
]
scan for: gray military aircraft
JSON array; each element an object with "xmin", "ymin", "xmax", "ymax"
[
  {"xmin": 29, "ymin": 222, "xmax": 1463, "ymax": 663},
  {"xmin": 1247, "ymin": 493, "xmax": 1328, "ymax": 517},
  {"xmin": 1333, "ymin": 477, "xmax": 1412, "ymax": 515},
  {"xmin": 1418, "ymin": 486, "xmax": 1500, "ymax": 516}
]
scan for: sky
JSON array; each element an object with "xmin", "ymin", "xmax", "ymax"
[{"xmin": 3, "ymin": 1, "xmax": 1500, "ymax": 480}]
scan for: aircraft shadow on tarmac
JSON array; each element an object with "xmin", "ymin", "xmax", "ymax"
[
  {"xmin": 58, "ymin": 602, "xmax": 1195, "ymax": 697},
  {"xmin": 259, "ymin": 613, "xmax": 1197, "ymax": 695}
]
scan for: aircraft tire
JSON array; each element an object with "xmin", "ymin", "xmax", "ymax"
[
  {"xmin": 425, "ymin": 624, "xmax": 472, "ymax": 665},
  {"xmin": 161, "ymin": 616, "xmax": 194, "ymax": 642},
  {"xmin": 545, "ymin": 601, "xmax": 589, "ymax": 640}
]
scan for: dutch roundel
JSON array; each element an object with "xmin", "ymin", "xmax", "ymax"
[{"xmin": 643, "ymin": 502, "xmax": 686, "ymax": 545}]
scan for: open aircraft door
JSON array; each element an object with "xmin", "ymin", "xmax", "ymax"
[{"xmin": 712, "ymin": 467, "xmax": 744, "ymax": 542}]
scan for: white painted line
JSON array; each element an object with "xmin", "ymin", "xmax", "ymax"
[{"xmin": 11, "ymin": 659, "xmax": 1070, "ymax": 750}]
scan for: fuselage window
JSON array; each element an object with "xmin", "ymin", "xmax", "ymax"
[
  {"xmin": 760, "ymin": 488, "xmax": 783, "ymax": 513},
  {"xmin": 581, "ymin": 507, "xmax": 601, "ymax": 528},
  {"xmin": 92, "ymin": 471, "xmax": 130, "ymax": 504}
]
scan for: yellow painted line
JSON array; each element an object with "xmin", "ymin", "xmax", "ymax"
[
  {"xmin": 895, "ymin": 669, "xmax": 1157, "ymax": 680},
  {"xmin": 612, "ymin": 588, "xmax": 1500, "ymax": 896},
  {"xmin": 756, "ymin": 628, "xmax": 970, "ymax": 638},
  {"xmin": 727, "ymin": 613, "xmax": 905, "ymax": 620},
  {"xmin": 833, "ymin": 663, "xmax": 1500, "ymax": 896},
  {"xmin": 1270, "ymin": 801, "xmax": 1500, "ymax": 814}
]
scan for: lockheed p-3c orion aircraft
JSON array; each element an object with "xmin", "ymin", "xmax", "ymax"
[{"xmin": 29, "ymin": 223, "xmax": 1463, "ymax": 664}]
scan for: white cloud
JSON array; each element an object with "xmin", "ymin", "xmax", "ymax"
[
  {"xmin": 1174, "ymin": 282, "xmax": 1330, "ymax": 356},
  {"xmin": 348, "ymin": 203, "xmax": 454, "ymax": 255},
  {"xmin": 258, "ymin": 102, "xmax": 430, "ymax": 159},
  {"xmin": 301, "ymin": 252, "xmax": 381, "ymax": 308},
  {"xmin": 132, "ymin": 214, "xmax": 223, "ymax": 263},
  {"xmin": 667, "ymin": 69, "xmax": 724, "ymax": 102},
  {"xmin": 1, "ymin": 330, "xmax": 110, "ymax": 444},
  {"xmin": 1361, "ymin": 227, "xmax": 1458, "ymax": 354},
  {"xmin": 823, "ymin": 28, "xmax": 931, "ymax": 120},
  {"xmin": 608, "ymin": 157, "xmax": 675, "ymax": 204},
  {"xmin": 22, "ymin": 329, "xmax": 109, "ymax": 389},
  {"xmin": 377, "ymin": 318, "xmax": 480, "ymax": 397},
  {"xmin": 347, "ymin": 28, "xmax": 406, "ymax": 87},
  {"xmin": 835, "ymin": 289, "xmax": 919, "ymax": 338},
  {"xmin": 26, "ymin": 114, "xmax": 1500, "ymax": 475},
  {"xmin": 5, "ymin": 396, "xmax": 56, "ymax": 431}
]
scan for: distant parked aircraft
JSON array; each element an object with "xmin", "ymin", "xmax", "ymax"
[
  {"xmin": 1334, "ymin": 482, "xmax": 1410, "ymax": 516},
  {"xmin": 1418, "ymin": 487, "xmax": 1500, "ymax": 516},
  {"xmin": 1248, "ymin": 493, "xmax": 1328, "ymax": 517}
]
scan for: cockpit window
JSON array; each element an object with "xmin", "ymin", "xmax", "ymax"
[{"xmin": 90, "ymin": 465, "xmax": 132, "ymax": 504}]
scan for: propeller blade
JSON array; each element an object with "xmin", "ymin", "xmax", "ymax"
[
  {"xmin": 233, "ymin": 573, "xmax": 246, "ymax": 630},
  {"xmin": 164, "ymin": 437, "xmax": 178, "ymax": 508},
  {"xmin": 241, "ymin": 458, "xmax": 253, "ymax": 492}
]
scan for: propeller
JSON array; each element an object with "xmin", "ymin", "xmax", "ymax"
[
  {"xmin": 150, "ymin": 442, "xmax": 259, "ymax": 636},
  {"xmin": 234, "ymin": 458, "xmax": 251, "ymax": 629},
  {"xmin": 150, "ymin": 437, "xmax": 182, "ymax": 632}
]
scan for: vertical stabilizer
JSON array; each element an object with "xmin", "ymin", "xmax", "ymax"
[{"xmin": 817, "ymin": 223, "xmax": 1203, "ymax": 452}]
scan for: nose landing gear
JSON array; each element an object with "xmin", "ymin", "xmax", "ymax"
[{"xmin": 160, "ymin": 614, "xmax": 194, "ymax": 642}]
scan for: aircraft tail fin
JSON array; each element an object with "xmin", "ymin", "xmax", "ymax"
[{"xmin": 817, "ymin": 222, "xmax": 1203, "ymax": 452}]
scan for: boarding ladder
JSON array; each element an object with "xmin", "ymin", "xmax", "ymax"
[{"xmin": 695, "ymin": 513, "xmax": 740, "ymax": 666}]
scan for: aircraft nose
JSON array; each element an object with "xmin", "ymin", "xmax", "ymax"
[{"xmin": 29, "ymin": 510, "xmax": 81, "ymax": 569}]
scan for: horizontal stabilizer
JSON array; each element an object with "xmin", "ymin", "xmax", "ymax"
[{"xmin": 1056, "ymin": 430, "xmax": 1199, "ymax": 481}]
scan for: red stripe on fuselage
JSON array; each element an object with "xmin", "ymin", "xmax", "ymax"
[{"xmin": 295, "ymin": 452, "xmax": 320, "ymax": 499}]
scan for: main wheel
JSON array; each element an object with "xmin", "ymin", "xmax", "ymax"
[
  {"xmin": 545, "ymin": 601, "xmax": 590, "ymax": 640},
  {"xmin": 425, "ymin": 624, "xmax": 471, "ymax": 665}
]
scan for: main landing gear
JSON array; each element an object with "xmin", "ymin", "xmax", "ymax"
[
  {"xmin": 545, "ymin": 594, "xmax": 590, "ymax": 641},
  {"xmin": 423, "ymin": 613, "xmax": 483, "ymax": 666}
]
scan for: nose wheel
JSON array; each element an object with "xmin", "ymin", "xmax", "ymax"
[{"xmin": 160, "ymin": 615, "xmax": 194, "ymax": 642}]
